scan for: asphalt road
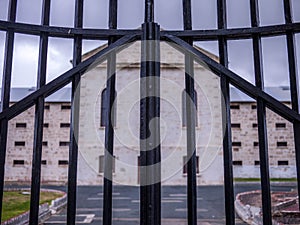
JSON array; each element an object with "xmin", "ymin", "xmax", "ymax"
[{"xmin": 42, "ymin": 183, "xmax": 296, "ymax": 225}]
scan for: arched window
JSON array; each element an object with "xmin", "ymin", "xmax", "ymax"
[
  {"xmin": 100, "ymin": 88, "xmax": 117, "ymax": 127},
  {"xmin": 182, "ymin": 89, "xmax": 198, "ymax": 127}
]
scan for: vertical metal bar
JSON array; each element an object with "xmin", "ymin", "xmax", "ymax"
[
  {"xmin": 182, "ymin": 1, "xmax": 197, "ymax": 225},
  {"xmin": 144, "ymin": 0, "xmax": 154, "ymax": 23},
  {"xmin": 102, "ymin": 0, "xmax": 118, "ymax": 224},
  {"xmin": 283, "ymin": 0, "xmax": 300, "ymax": 211},
  {"xmin": 29, "ymin": 0, "xmax": 50, "ymax": 224},
  {"xmin": 217, "ymin": 0, "xmax": 235, "ymax": 224},
  {"xmin": 140, "ymin": 22, "xmax": 161, "ymax": 225},
  {"xmin": 250, "ymin": 1, "xmax": 272, "ymax": 223},
  {"xmin": 67, "ymin": 0, "xmax": 83, "ymax": 224},
  {"xmin": 0, "ymin": 0, "xmax": 17, "ymax": 222}
]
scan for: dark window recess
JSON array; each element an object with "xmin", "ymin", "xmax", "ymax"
[
  {"xmin": 99, "ymin": 155, "xmax": 116, "ymax": 173},
  {"xmin": 231, "ymin": 123, "xmax": 240, "ymax": 128},
  {"xmin": 16, "ymin": 123, "xmax": 26, "ymax": 128},
  {"xmin": 60, "ymin": 123, "xmax": 70, "ymax": 128},
  {"xmin": 58, "ymin": 160, "xmax": 69, "ymax": 165},
  {"xmin": 42, "ymin": 141, "xmax": 48, "ymax": 146},
  {"xmin": 61, "ymin": 105, "xmax": 71, "ymax": 110},
  {"xmin": 15, "ymin": 141, "xmax": 25, "ymax": 146},
  {"xmin": 41, "ymin": 160, "xmax": 47, "ymax": 165},
  {"xmin": 232, "ymin": 142, "xmax": 242, "ymax": 147},
  {"xmin": 182, "ymin": 89, "xmax": 198, "ymax": 127},
  {"xmin": 251, "ymin": 105, "xmax": 257, "ymax": 109},
  {"xmin": 278, "ymin": 160, "xmax": 289, "ymax": 166},
  {"xmin": 100, "ymin": 88, "xmax": 117, "ymax": 127},
  {"xmin": 252, "ymin": 123, "xmax": 258, "ymax": 128},
  {"xmin": 232, "ymin": 161, "xmax": 243, "ymax": 166},
  {"xmin": 43, "ymin": 123, "xmax": 49, "ymax": 128},
  {"xmin": 183, "ymin": 156, "xmax": 200, "ymax": 174},
  {"xmin": 59, "ymin": 141, "xmax": 70, "ymax": 146},
  {"xmin": 230, "ymin": 104, "xmax": 240, "ymax": 109},
  {"xmin": 253, "ymin": 142, "xmax": 259, "ymax": 147},
  {"xmin": 233, "ymin": 148, "xmax": 239, "ymax": 152},
  {"xmin": 44, "ymin": 105, "xmax": 50, "ymax": 110},
  {"xmin": 276, "ymin": 123, "xmax": 286, "ymax": 128},
  {"xmin": 13, "ymin": 160, "xmax": 25, "ymax": 165},
  {"xmin": 254, "ymin": 161, "xmax": 260, "ymax": 166},
  {"xmin": 277, "ymin": 142, "xmax": 287, "ymax": 147}
]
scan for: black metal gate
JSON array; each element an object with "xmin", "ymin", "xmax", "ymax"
[{"xmin": 0, "ymin": 0, "xmax": 299, "ymax": 224}]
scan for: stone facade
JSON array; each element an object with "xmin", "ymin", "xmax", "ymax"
[
  {"xmin": 5, "ymin": 103, "xmax": 71, "ymax": 184},
  {"xmin": 77, "ymin": 41, "xmax": 223, "ymax": 185},
  {"xmin": 231, "ymin": 101, "xmax": 296, "ymax": 178},
  {"xmin": 3, "ymin": 42, "xmax": 296, "ymax": 185}
]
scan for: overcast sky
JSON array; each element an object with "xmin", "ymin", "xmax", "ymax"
[{"xmin": 0, "ymin": 0, "xmax": 299, "ymax": 93}]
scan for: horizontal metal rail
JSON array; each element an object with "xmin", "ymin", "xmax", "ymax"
[
  {"xmin": 162, "ymin": 22, "xmax": 300, "ymax": 40},
  {"xmin": 0, "ymin": 20, "xmax": 299, "ymax": 41}
]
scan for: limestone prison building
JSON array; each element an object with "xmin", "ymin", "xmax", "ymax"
[{"xmin": 3, "ymin": 42, "xmax": 296, "ymax": 185}]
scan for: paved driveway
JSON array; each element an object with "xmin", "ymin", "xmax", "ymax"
[{"xmin": 43, "ymin": 184, "xmax": 296, "ymax": 225}]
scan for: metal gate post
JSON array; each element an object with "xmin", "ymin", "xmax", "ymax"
[
  {"xmin": 102, "ymin": 0, "xmax": 118, "ymax": 224},
  {"xmin": 182, "ymin": 1, "xmax": 197, "ymax": 224},
  {"xmin": 140, "ymin": 1, "xmax": 161, "ymax": 224},
  {"xmin": 217, "ymin": 0, "xmax": 235, "ymax": 224},
  {"xmin": 0, "ymin": 0, "xmax": 17, "ymax": 222},
  {"xmin": 29, "ymin": 0, "xmax": 51, "ymax": 223}
]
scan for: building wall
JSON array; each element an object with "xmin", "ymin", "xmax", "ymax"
[
  {"xmin": 230, "ymin": 102, "xmax": 296, "ymax": 178},
  {"xmin": 4, "ymin": 103, "xmax": 71, "ymax": 185},
  {"xmin": 3, "ymin": 42, "xmax": 296, "ymax": 185},
  {"xmin": 77, "ymin": 41, "xmax": 224, "ymax": 186}
]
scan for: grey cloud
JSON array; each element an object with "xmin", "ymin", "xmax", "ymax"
[{"xmin": 0, "ymin": 0, "xmax": 299, "ymax": 89}]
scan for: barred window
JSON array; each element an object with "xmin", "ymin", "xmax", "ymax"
[{"xmin": 100, "ymin": 88, "xmax": 117, "ymax": 127}]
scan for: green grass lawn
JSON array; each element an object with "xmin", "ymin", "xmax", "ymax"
[{"xmin": 1, "ymin": 191, "xmax": 64, "ymax": 223}]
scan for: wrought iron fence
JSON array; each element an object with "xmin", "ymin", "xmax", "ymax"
[{"xmin": 0, "ymin": 0, "xmax": 299, "ymax": 225}]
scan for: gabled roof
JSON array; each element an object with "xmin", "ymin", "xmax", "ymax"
[
  {"xmin": 6, "ymin": 87, "xmax": 71, "ymax": 103},
  {"xmin": 230, "ymin": 86, "xmax": 291, "ymax": 102}
]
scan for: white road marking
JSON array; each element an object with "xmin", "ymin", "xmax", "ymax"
[
  {"xmin": 132, "ymin": 199, "xmax": 183, "ymax": 203},
  {"xmin": 88, "ymin": 197, "xmax": 131, "ymax": 200},
  {"xmin": 112, "ymin": 208, "xmax": 131, "ymax": 212},
  {"xmin": 93, "ymin": 217, "xmax": 139, "ymax": 221},
  {"xmin": 113, "ymin": 197, "xmax": 131, "ymax": 200},
  {"xmin": 83, "ymin": 214, "xmax": 95, "ymax": 223},
  {"xmin": 169, "ymin": 194, "xmax": 187, "ymax": 197},
  {"xmin": 87, "ymin": 197, "xmax": 102, "ymax": 200},
  {"xmin": 162, "ymin": 197, "xmax": 203, "ymax": 200},
  {"xmin": 162, "ymin": 197, "xmax": 186, "ymax": 200},
  {"xmin": 77, "ymin": 208, "xmax": 103, "ymax": 212},
  {"xmin": 175, "ymin": 208, "xmax": 208, "ymax": 212},
  {"xmin": 161, "ymin": 200, "xmax": 183, "ymax": 203},
  {"xmin": 77, "ymin": 208, "xmax": 131, "ymax": 212},
  {"xmin": 97, "ymin": 192, "xmax": 120, "ymax": 196}
]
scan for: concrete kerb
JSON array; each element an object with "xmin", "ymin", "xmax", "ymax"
[
  {"xmin": 2, "ymin": 188, "xmax": 67, "ymax": 225},
  {"xmin": 235, "ymin": 190, "xmax": 299, "ymax": 225},
  {"xmin": 235, "ymin": 190, "xmax": 262, "ymax": 225}
]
